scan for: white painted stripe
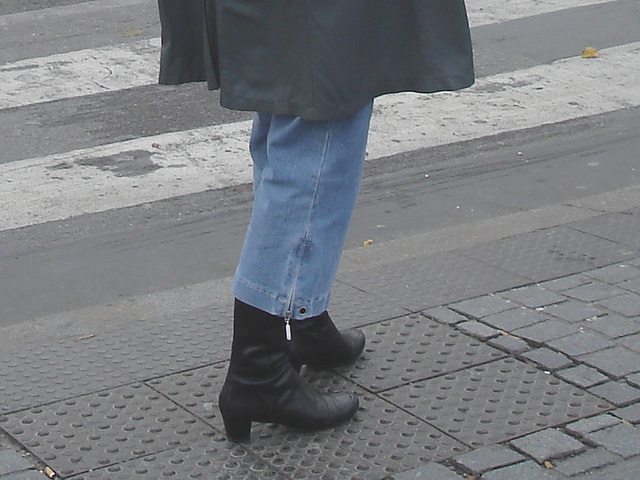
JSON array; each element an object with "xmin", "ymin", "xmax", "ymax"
[
  {"xmin": 466, "ymin": 0, "xmax": 615, "ymax": 28},
  {"xmin": 0, "ymin": 0, "xmax": 612, "ymax": 28},
  {"xmin": 0, "ymin": 0, "xmax": 153, "ymax": 26},
  {"xmin": 368, "ymin": 42, "xmax": 640, "ymax": 159},
  {"xmin": 0, "ymin": 38, "xmax": 160, "ymax": 109},
  {"xmin": 0, "ymin": 124, "xmax": 254, "ymax": 230},
  {"xmin": 2, "ymin": 42, "xmax": 639, "ymax": 232},
  {"xmin": 0, "ymin": 0, "xmax": 615, "ymax": 110}
]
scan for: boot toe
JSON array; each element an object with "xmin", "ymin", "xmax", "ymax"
[
  {"xmin": 346, "ymin": 329, "xmax": 366, "ymax": 359},
  {"xmin": 289, "ymin": 391, "xmax": 359, "ymax": 431},
  {"xmin": 329, "ymin": 328, "xmax": 365, "ymax": 367},
  {"xmin": 327, "ymin": 391, "xmax": 360, "ymax": 427}
]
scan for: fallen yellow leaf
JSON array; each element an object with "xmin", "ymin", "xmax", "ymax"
[
  {"xmin": 122, "ymin": 29, "xmax": 145, "ymax": 37},
  {"xmin": 581, "ymin": 47, "xmax": 600, "ymax": 58}
]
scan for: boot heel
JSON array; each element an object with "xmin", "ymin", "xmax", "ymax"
[{"xmin": 221, "ymin": 410, "xmax": 252, "ymax": 443}]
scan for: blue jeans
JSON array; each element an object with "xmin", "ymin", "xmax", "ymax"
[{"xmin": 232, "ymin": 102, "xmax": 373, "ymax": 320}]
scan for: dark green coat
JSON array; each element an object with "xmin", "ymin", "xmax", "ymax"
[{"xmin": 158, "ymin": 0, "xmax": 474, "ymax": 120}]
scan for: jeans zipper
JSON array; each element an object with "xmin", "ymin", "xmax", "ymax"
[{"xmin": 284, "ymin": 302, "xmax": 293, "ymax": 342}]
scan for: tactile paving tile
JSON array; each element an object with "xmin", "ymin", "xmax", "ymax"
[
  {"xmin": 381, "ymin": 358, "xmax": 612, "ymax": 448},
  {"xmin": 337, "ymin": 314, "xmax": 505, "ymax": 392},
  {"xmin": 570, "ymin": 211, "xmax": 640, "ymax": 251},
  {"xmin": 245, "ymin": 372, "xmax": 468, "ymax": 480},
  {"xmin": 0, "ymin": 337, "xmax": 133, "ymax": 415},
  {"xmin": 145, "ymin": 362, "xmax": 228, "ymax": 429},
  {"xmin": 81, "ymin": 304, "xmax": 233, "ymax": 380},
  {"xmin": 68, "ymin": 440, "xmax": 287, "ymax": 480},
  {"xmin": 337, "ymin": 251, "xmax": 528, "ymax": 312},
  {"xmin": 459, "ymin": 226, "xmax": 634, "ymax": 283},
  {"xmin": 330, "ymin": 281, "xmax": 409, "ymax": 329},
  {"xmin": 0, "ymin": 383, "xmax": 217, "ymax": 478}
]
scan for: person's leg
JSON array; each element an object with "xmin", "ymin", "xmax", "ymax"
[
  {"xmin": 248, "ymin": 111, "xmax": 270, "ymax": 191},
  {"xmin": 220, "ymin": 103, "xmax": 373, "ymax": 441},
  {"xmin": 233, "ymin": 101, "xmax": 374, "ymax": 321}
]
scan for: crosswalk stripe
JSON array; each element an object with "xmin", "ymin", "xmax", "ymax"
[
  {"xmin": 0, "ymin": 38, "xmax": 160, "ymax": 110},
  {"xmin": 2, "ymin": 41, "xmax": 639, "ymax": 232},
  {"xmin": 466, "ymin": 0, "xmax": 615, "ymax": 28},
  {"xmin": 0, "ymin": 0, "xmax": 616, "ymax": 110}
]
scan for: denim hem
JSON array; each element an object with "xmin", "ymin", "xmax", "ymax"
[{"xmin": 232, "ymin": 277, "xmax": 331, "ymax": 320}]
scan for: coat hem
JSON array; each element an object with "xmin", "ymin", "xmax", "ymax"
[{"xmin": 218, "ymin": 75, "xmax": 475, "ymax": 121}]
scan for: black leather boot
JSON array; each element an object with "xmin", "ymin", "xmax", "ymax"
[
  {"xmin": 218, "ymin": 299, "xmax": 359, "ymax": 442},
  {"xmin": 289, "ymin": 311, "xmax": 365, "ymax": 372}
]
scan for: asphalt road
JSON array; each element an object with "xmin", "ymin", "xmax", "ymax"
[
  {"xmin": 1, "ymin": 0, "xmax": 639, "ymax": 328},
  {"xmin": 0, "ymin": 0, "xmax": 93, "ymax": 16}
]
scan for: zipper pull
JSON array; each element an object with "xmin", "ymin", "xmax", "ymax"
[{"xmin": 284, "ymin": 310, "xmax": 292, "ymax": 341}]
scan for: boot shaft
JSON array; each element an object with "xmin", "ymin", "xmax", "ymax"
[
  {"xmin": 289, "ymin": 311, "xmax": 365, "ymax": 370},
  {"xmin": 220, "ymin": 299, "xmax": 359, "ymax": 442},
  {"xmin": 228, "ymin": 299, "xmax": 291, "ymax": 380}
]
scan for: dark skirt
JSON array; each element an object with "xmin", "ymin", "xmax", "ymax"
[{"xmin": 159, "ymin": 0, "xmax": 475, "ymax": 120}]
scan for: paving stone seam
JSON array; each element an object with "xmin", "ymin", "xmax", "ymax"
[
  {"xmin": 352, "ymin": 354, "xmax": 509, "ymax": 396},
  {"xmin": 436, "ymin": 283, "xmax": 640, "ymax": 472},
  {"xmin": 1, "ymin": 398, "xmax": 229, "ymax": 479},
  {"xmin": 140, "ymin": 349, "xmax": 477, "ymax": 476},
  {"xmin": 566, "ymin": 222, "xmax": 640, "ymax": 253},
  {"xmin": 0, "ymin": 436, "xmax": 44, "ymax": 478},
  {"xmin": 445, "ymin": 434, "xmax": 601, "ymax": 476},
  {"xmin": 417, "ymin": 288, "xmax": 631, "ymax": 472},
  {"xmin": 132, "ymin": 358, "xmax": 231, "ymax": 384},
  {"xmin": 334, "ymin": 278, "xmax": 423, "ymax": 316},
  {"xmin": 140, "ymin": 377, "xmax": 227, "ymax": 434},
  {"xmin": 439, "ymin": 303, "xmax": 580, "ymax": 373},
  {"xmin": 0, "ymin": 379, "xmax": 141, "ymax": 417},
  {"xmin": 62, "ymin": 446, "xmax": 291, "ymax": 480},
  {"xmin": 2, "ymin": 261, "xmax": 638, "ymax": 477},
  {"xmin": 371, "ymin": 397, "xmax": 477, "ymax": 454},
  {"xmin": 61, "ymin": 446, "xmax": 180, "ymax": 480},
  {"xmin": 497, "ymin": 427, "xmax": 613, "ymax": 471},
  {"xmin": 442, "ymin": 455, "xmax": 499, "ymax": 478},
  {"xmin": 446, "ymin": 432, "xmax": 640, "ymax": 478},
  {"xmin": 4, "ymin": 391, "xmax": 291, "ymax": 480},
  {"xmin": 0, "ymin": 375, "xmax": 230, "ymax": 478},
  {"xmin": 334, "ymin": 371, "xmax": 480, "ymax": 453},
  {"xmin": 589, "ymin": 381, "xmax": 640, "ymax": 408},
  {"xmin": 0, "ymin": 312, "xmax": 435, "ymax": 476},
  {"xmin": 441, "ymin": 280, "xmax": 640, "ymax": 387},
  {"xmin": 511, "ymin": 347, "xmax": 621, "ymax": 397}
]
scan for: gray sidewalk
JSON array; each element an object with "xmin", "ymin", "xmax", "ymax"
[{"xmin": 2, "ymin": 207, "xmax": 640, "ymax": 479}]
